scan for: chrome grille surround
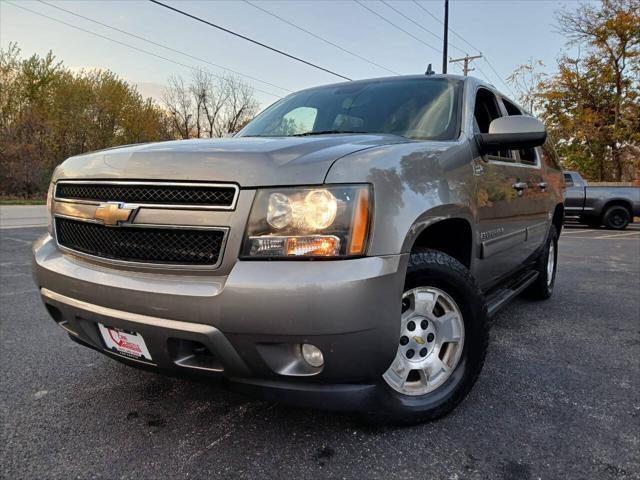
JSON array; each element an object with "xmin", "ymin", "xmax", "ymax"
[
  {"xmin": 54, "ymin": 180, "xmax": 239, "ymax": 210},
  {"xmin": 52, "ymin": 180, "xmax": 235, "ymax": 270}
]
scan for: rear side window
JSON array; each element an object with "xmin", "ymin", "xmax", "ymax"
[
  {"xmin": 502, "ymin": 98, "xmax": 538, "ymax": 166},
  {"xmin": 474, "ymin": 89, "xmax": 511, "ymax": 160},
  {"xmin": 564, "ymin": 174, "xmax": 574, "ymax": 187}
]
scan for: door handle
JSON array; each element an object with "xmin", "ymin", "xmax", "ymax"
[
  {"xmin": 537, "ymin": 182, "xmax": 547, "ymax": 191},
  {"xmin": 512, "ymin": 181, "xmax": 527, "ymax": 196}
]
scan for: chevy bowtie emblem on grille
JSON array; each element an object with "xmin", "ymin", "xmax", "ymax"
[{"xmin": 94, "ymin": 202, "xmax": 135, "ymax": 226}]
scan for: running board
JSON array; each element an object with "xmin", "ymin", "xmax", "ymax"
[{"xmin": 485, "ymin": 270, "xmax": 539, "ymax": 318}]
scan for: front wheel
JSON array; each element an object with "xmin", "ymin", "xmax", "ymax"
[{"xmin": 371, "ymin": 250, "xmax": 488, "ymax": 425}]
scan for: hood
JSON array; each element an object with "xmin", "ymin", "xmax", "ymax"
[{"xmin": 54, "ymin": 135, "xmax": 409, "ymax": 187}]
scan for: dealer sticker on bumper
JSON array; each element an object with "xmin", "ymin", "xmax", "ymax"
[{"xmin": 98, "ymin": 324, "xmax": 152, "ymax": 361}]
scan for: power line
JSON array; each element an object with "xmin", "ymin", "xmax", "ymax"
[
  {"xmin": 484, "ymin": 58, "xmax": 517, "ymax": 97},
  {"xmin": 380, "ymin": 0, "xmax": 467, "ymax": 55},
  {"xmin": 412, "ymin": 0, "xmax": 481, "ymax": 55},
  {"xmin": 242, "ymin": 0, "xmax": 399, "ymax": 76},
  {"xmin": 37, "ymin": 0, "xmax": 292, "ymax": 93},
  {"xmin": 149, "ymin": 0, "xmax": 352, "ymax": 81},
  {"xmin": 474, "ymin": 64, "xmax": 493, "ymax": 84},
  {"xmin": 411, "ymin": 0, "xmax": 515, "ymax": 96},
  {"xmin": 6, "ymin": 2, "xmax": 283, "ymax": 99},
  {"xmin": 353, "ymin": 0, "xmax": 440, "ymax": 54}
]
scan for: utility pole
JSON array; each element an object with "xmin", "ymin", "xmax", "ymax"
[
  {"xmin": 442, "ymin": 0, "xmax": 449, "ymax": 74},
  {"xmin": 449, "ymin": 54, "xmax": 483, "ymax": 76}
]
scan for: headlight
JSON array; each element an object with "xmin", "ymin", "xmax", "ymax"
[{"xmin": 243, "ymin": 185, "xmax": 371, "ymax": 258}]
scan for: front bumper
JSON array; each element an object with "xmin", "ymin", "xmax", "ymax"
[{"xmin": 33, "ymin": 234, "xmax": 407, "ymax": 408}]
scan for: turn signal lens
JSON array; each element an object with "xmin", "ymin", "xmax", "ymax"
[
  {"xmin": 286, "ymin": 236, "xmax": 338, "ymax": 256},
  {"xmin": 248, "ymin": 235, "xmax": 340, "ymax": 257},
  {"xmin": 349, "ymin": 188, "xmax": 369, "ymax": 254}
]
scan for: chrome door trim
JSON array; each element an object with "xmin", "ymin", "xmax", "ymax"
[
  {"xmin": 481, "ymin": 228, "xmax": 527, "ymax": 259},
  {"xmin": 526, "ymin": 221, "xmax": 549, "ymax": 241}
]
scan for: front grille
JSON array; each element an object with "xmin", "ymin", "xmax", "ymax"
[
  {"xmin": 55, "ymin": 182, "xmax": 237, "ymax": 207},
  {"xmin": 55, "ymin": 218, "xmax": 225, "ymax": 266}
]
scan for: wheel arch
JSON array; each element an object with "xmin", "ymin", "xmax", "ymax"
[
  {"xmin": 601, "ymin": 199, "xmax": 633, "ymax": 219},
  {"xmin": 552, "ymin": 203, "xmax": 564, "ymax": 237},
  {"xmin": 404, "ymin": 210, "xmax": 475, "ymax": 269}
]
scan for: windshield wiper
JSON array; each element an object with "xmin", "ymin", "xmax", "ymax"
[{"xmin": 292, "ymin": 130, "xmax": 366, "ymax": 136}]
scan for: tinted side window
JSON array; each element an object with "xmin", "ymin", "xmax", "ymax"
[
  {"xmin": 563, "ymin": 174, "xmax": 574, "ymax": 187},
  {"xmin": 502, "ymin": 99, "xmax": 538, "ymax": 165},
  {"xmin": 474, "ymin": 89, "xmax": 511, "ymax": 160}
]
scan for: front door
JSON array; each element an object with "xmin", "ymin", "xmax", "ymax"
[
  {"xmin": 500, "ymin": 98, "xmax": 552, "ymax": 259},
  {"xmin": 473, "ymin": 88, "xmax": 532, "ymax": 288}
]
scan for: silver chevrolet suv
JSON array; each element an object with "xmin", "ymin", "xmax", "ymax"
[{"xmin": 33, "ymin": 75, "xmax": 564, "ymax": 424}]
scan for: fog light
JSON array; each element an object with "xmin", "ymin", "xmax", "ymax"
[{"xmin": 301, "ymin": 343, "xmax": 324, "ymax": 368}]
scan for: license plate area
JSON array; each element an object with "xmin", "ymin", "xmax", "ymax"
[{"xmin": 98, "ymin": 323, "xmax": 153, "ymax": 361}]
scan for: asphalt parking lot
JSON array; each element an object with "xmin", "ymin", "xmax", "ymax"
[{"xmin": 1, "ymin": 224, "xmax": 639, "ymax": 480}]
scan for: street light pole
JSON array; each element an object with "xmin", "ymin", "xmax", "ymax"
[{"xmin": 442, "ymin": 0, "xmax": 449, "ymax": 74}]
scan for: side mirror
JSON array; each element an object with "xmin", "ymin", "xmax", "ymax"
[{"xmin": 477, "ymin": 115, "xmax": 546, "ymax": 152}]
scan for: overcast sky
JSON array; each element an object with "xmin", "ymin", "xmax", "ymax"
[{"xmin": 1, "ymin": 0, "xmax": 593, "ymax": 107}]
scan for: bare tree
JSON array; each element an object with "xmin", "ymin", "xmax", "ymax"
[
  {"xmin": 189, "ymin": 70, "xmax": 209, "ymax": 138},
  {"xmin": 507, "ymin": 58, "xmax": 546, "ymax": 114},
  {"xmin": 162, "ymin": 72, "xmax": 260, "ymax": 139},
  {"xmin": 162, "ymin": 75, "xmax": 193, "ymax": 139},
  {"xmin": 201, "ymin": 72, "xmax": 229, "ymax": 138},
  {"xmin": 219, "ymin": 75, "xmax": 259, "ymax": 135}
]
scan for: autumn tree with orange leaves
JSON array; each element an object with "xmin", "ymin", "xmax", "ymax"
[{"xmin": 510, "ymin": 0, "xmax": 639, "ymax": 182}]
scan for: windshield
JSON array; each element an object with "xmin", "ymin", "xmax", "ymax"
[{"xmin": 238, "ymin": 78, "xmax": 461, "ymax": 141}]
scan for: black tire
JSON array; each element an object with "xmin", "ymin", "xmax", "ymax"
[
  {"xmin": 368, "ymin": 250, "xmax": 489, "ymax": 425},
  {"xmin": 523, "ymin": 225, "xmax": 558, "ymax": 300},
  {"xmin": 602, "ymin": 205, "xmax": 630, "ymax": 230}
]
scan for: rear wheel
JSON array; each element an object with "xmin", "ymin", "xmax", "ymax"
[
  {"xmin": 371, "ymin": 250, "xmax": 488, "ymax": 425},
  {"xmin": 602, "ymin": 205, "xmax": 630, "ymax": 230},
  {"xmin": 523, "ymin": 225, "xmax": 558, "ymax": 300}
]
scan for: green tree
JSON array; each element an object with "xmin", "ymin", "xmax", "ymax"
[
  {"xmin": 0, "ymin": 43, "xmax": 177, "ymax": 198},
  {"xmin": 535, "ymin": 0, "xmax": 639, "ymax": 181}
]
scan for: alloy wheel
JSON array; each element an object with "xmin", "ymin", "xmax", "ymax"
[
  {"xmin": 547, "ymin": 242, "xmax": 555, "ymax": 286},
  {"xmin": 383, "ymin": 287, "xmax": 465, "ymax": 396}
]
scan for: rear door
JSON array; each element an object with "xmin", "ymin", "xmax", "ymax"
[{"xmin": 473, "ymin": 88, "xmax": 532, "ymax": 287}]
